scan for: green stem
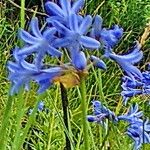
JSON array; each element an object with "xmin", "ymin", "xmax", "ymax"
[
  {"xmin": 98, "ymin": 70, "xmax": 105, "ymax": 102},
  {"xmin": 60, "ymin": 83, "xmax": 71, "ymax": 150},
  {"xmin": 20, "ymin": 0, "xmax": 25, "ymax": 28},
  {"xmin": 0, "ymin": 95, "xmax": 13, "ymax": 150},
  {"xmin": 80, "ymin": 76, "xmax": 89, "ymax": 150}
]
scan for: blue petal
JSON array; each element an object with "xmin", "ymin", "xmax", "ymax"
[
  {"xmin": 72, "ymin": 0, "xmax": 85, "ymax": 13},
  {"xmin": 30, "ymin": 17, "xmax": 42, "ymax": 38},
  {"xmin": 68, "ymin": 14, "xmax": 78, "ymax": 32},
  {"xmin": 19, "ymin": 29, "xmax": 38, "ymax": 44},
  {"xmin": 18, "ymin": 44, "xmax": 40, "ymax": 56},
  {"xmin": 60, "ymin": 0, "xmax": 71, "ymax": 14},
  {"xmin": 47, "ymin": 46, "xmax": 62, "ymax": 57},
  {"xmin": 79, "ymin": 15, "xmax": 92, "ymax": 34},
  {"xmin": 93, "ymin": 15, "xmax": 103, "ymax": 31},
  {"xmin": 43, "ymin": 27, "xmax": 56, "ymax": 40},
  {"xmin": 90, "ymin": 55, "xmax": 106, "ymax": 70},
  {"xmin": 45, "ymin": 2, "xmax": 64, "ymax": 17},
  {"xmin": 52, "ymin": 38, "xmax": 70, "ymax": 48},
  {"xmin": 37, "ymin": 79, "xmax": 52, "ymax": 93},
  {"xmin": 72, "ymin": 51, "xmax": 87, "ymax": 70},
  {"xmin": 52, "ymin": 20, "xmax": 71, "ymax": 34},
  {"xmin": 80, "ymin": 36, "xmax": 100, "ymax": 49},
  {"xmin": 87, "ymin": 115, "xmax": 96, "ymax": 122}
]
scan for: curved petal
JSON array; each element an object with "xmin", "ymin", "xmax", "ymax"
[
  {"xmin": 30, "ymin": 17, "xmax": 42, "ymax": 38},
  {"xmin": 18, "ymin": 44, "xmax": 40, "ymax": 56},
  {"xmin": 52, "ymin": 21, "xmax": 71, "ymax": 34},
  {"xmin": 37, "ymin": 79, "xmax": 52, "ymax": 93},
  {"xmin": 90, "ymin": 55, "xmax": 106, "ymax": 70},
  {"xmin": 72, "ymin": 0, "xmax": 85, "ymax": 13},
  {"xmin": 79, "ymin": 15, "xmax": 92, "ymax": 34},
  {"xmin": 72, "ymin": 51, "xmax": 87, "ymax": 70},
  {"xmin": 47, "ymin": 46, "xmax": 62, "ymax": 57},
  {"xmin": 45, "ymin": 2, "xmax": 64, "ymax": 17},
  {"xmin": 80, "ymin": 36, "xmax": 100, "ymax": 49},
  {"xmin": 93, "ymin": 15, "xmax": 103, "ymax": 31},
  {"xmin": 19, "ymin": 29, "xmax": 38, "ymax": 44},
  {"xmin": 52, "ymin": 38, "xmax": 70, "ymax": 48},
  {"xmin": 60, "ymin": 0, "xmax": 71, "ymax": 14},
  {"xmin": 68, "ymin": 14, "xmax": 78, "ymax": 32},
  {"xmin": 43, "ymin": 27, "xmax": 56, "ymax": 39}
]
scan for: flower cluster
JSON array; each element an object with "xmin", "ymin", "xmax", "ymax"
[
  {"xmin": 118, "ymin": 104, "xmax": 150, "ymax": 149},
  {"xmin": 121, "ymin": 65, "xmax": 150, "ymax": 104},
  {"xmin": 8, "ymin": 0, "xmax": 143, "ymax": 95},
  {"xmin": 87, "ymin": 101, "xmax": 117, "ymax": 126},
  {"xmin": 88, "ymin": 101, "xmax": 150, "ymax": 150}
]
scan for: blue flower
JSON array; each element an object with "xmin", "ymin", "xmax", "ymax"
[
  {"xmin": 18, "ymin": 17, "xmax": 62, "ymax": 68},
  {"xmin": 121, "ymin": 68, "xmax": 150, "ymax": 104},
  {"xmin": 52, "ymin": 14, "xmax": 100, "ymax": 70},
  {"xmin": 90, "ymin": 15, "xmax": 103, "ymax": 39},
  {"xmin": 28, "ymin": 101, "xmax": 47, "ymax": 115},
  {"xmin": 106, "ymin": 42, "xmax": 143, "ymax": 80},
  {"xmin": 53, "ymin": 14, "xmax": 100, "ymax": 49},
  {"xmin": 45, "ymin": 0, "xmax": 84, "ymax": 24},
  {"xmin": 7, "ymin": 49, "xmax": 64, "ymax": 95},
  {"xmin": 100, "ymin": 25, "xmax": 123, "ymax": 49},
  {"xmin": 38, "ymin": 101, "xmax": 45, "ymax": 111},
  {"xmin": 127, "ymin": 118, "xmax": 150, "ymax": 150},
  {"xmin": 118, "ymin": 104, "xmax": 143, "ymax": 122},
  {"xmin": 90, "ymin": 55, "xmax": 106, "ymax": 70},
  {"xmin": 87, "ymin": 100, "xmax": 117, "ymax": 124},
  {"xmin": 118, "ymin": 104, "xmax": 150, "ymax": 150}
]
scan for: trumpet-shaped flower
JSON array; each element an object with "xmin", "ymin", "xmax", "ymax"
[
  {"xmin": 118, "ymin": 104, "xmax": 150, "ymax": 150},
  {"xmin": 121, "ymin": 66, "xmax": 150, "ymax": 104},
  {"xmin": 8, "ymin": 49, "xmax": 64, "ymax": 95},
  {"xmin": 118, "ymin": 104, "xmax": 143, "ymax": 122},
  {"xmin": 53, "ymin": 14, "xmax": 100, "ymax": 49},
  {"xmin": 100, "ymin": 25, "xmax": 123, "ymax": 49},
  {"xmin": 45, "ymin": 0, "xmax": 84, "ymax": 24},
  {"xmin": 127, "ymin": 119, "xmax": 150, "ymax": 150},
  {"xmin": 18, "ymin": 17, "xmax": 62, "ymax": 68},
  {"xmin": 107, "ymin": 42, "xmax": 143, "ymax": 80},
  {"xmin": 87, "ymin": 100, "xmax": 117, "ymax": 124},
  {"xmin": 90, "ymin": 55, "xmax": 106, "ymax": 70}
]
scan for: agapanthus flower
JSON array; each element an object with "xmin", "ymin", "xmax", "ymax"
[
  {"xmin": 118, "ymin": 104, "xmax": 143, "ymax": 122},
  {"xmin": 8, "ymin": 48, "xmax": 64, "ymax": 95},
  {"xmin": 90, "ymin": 16, "xmax": 123, "ymax": 49},
  {"xmin": 121, "ymin": 67, "xmax": 150, "ymax": 104},
  {"xmin": 90, "ymin": 55, "xmax": 106, "ymax": 70},
  {"xmin": 118, "ymin": 104, "xmax": 150, "ymax": 150},
  {"xmin": 90, "ymin": 15, "xmax": 103, "ymax": 39},
  {"xmin": 52, "ymin": 13, "xmax": 100, "ymax": 70},
  {"xmin": 126, "ymin": 118, "xmax": 150, "ymax": 150},
  {"xmin": 105, "ymin": 42, "xmax": 143, "ymax": 80},
  {"xmin": 45, "ymin": 0, "xmax": 84, "ymax": 24},
  {"xmin": 100, "ymin": 25, "xmax": 123, "ymax": 49},
  {"xmin": 87, "ymin": 100, "xmax": 117, "ymax": 125},
  {"xmin": 18, "ymin": 17, "xmax": 62, "ymax": 68}
]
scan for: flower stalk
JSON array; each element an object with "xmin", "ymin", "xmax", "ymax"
[
  {"xmin": 60, "ymin": 83, "xmax": 71, "ymax": 150},
  {"xmin": 80, "ymin": 76, "xmax": 89, "ymax": 150}
]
